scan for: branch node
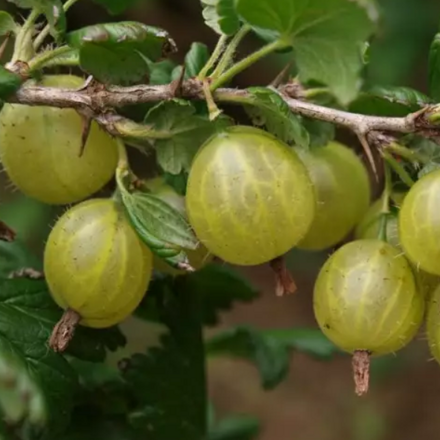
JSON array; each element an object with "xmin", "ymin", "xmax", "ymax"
[
  {"xmin": 169, "ymin": 65, "xmax": 186, "ymax": 98},
  {"xmin": 49, "ymin": 309, "xmax": 81, "ymax": 353},
  {"xmin": 270, "ymin": 256, "xmax": 297, "ymax": 296}
]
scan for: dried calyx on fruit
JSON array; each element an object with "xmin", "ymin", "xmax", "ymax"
[
  {"xmin": 44, "ymin": 198, "xmax": 153, "ymax": 351},
  {"xmin": 313, "ymin": 239, "xmax": 424, "ymax": 395},
  {"xmin": 0, "ymin": 75, "xmax": 118, "ymax": 205},
  {"xmin": 186, "ymin": 125, "xmax": 316, "ymax": 266}
]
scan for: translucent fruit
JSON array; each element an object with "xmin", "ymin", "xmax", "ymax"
[
  {"xmin": 144, "ymin": 176, "xmax": 213, "ymax": 275},
  {"xmin": 186, "ymin": 125, "xmax": 316, "ymax": 266},
  {"xmin": 297, "ymin": 141, "xmax": 371, "ymax": 250},
  {"xmin": 426, "ymin": 284, "xmax": 440, "ymax": 364},
  {"xmin": 44, "ymin": 198, "xmax": 153, "ymax": 328},
  {"xmin": 399, "ymin": 169, "xmax": 440, "ymax": 275},
  {"xmin": 314, "ymin": 239, "xmax": 424, "ymax": 356},
  {"xmin": 0, "ymin": 75, "xmax": 118, "ymax": 205}
]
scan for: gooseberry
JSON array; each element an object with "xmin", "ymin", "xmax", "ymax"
[
  {"xmin": 296, "ymin": 141, "xmax": 370, "ymax": 250},
  {"xmin": 0, "ymin": 75, "xmax": 118, "ymax": 205},
  {"xmin": 144, "ymin": 176, "xmax": 213, "ymax": 275},
  {"xmin": 426, "ymin": 284, "xmax": 440, "ymax": 364},
  {"xmin": 44, "ymin": 198, "xmax": 153, "ymax": 328},
  {"xmin": 313, "ymin": 239, "xmax": 424, "ymax": 395},
  {"xmin": 399, "ymin": 169, "xmax": 440, "ymax": 275},
  {"xmin": 186, "ymin": 125, "xmax": 315, "ymax": 266}
]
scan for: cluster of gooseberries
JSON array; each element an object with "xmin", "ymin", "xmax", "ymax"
[{"xmin": 2, "ymin": 74, "xmax": 440, "ymax": 395}]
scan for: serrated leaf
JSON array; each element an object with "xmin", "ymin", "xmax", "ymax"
[
  {"xmin": 0, "ymin": 12, "xmax": 18, "ymax": 36},
  {"xmin": 67, "ymin": 22, "xmax": 176, "ymax": 85},
  {"xmin": 136, "ymin": 264, "xmax": 259, "ymax": 326},
  {"xmin": 206, "ymin": 326, "xmax": 339, "ymax": 389},
  {"xmin": 245, "ymin": 87, "xmax": 309, "ymax": 148},
  {"xmin": 201, "ymin": 0, "xmax": 240, "ymax": 35},
  {"xmin": 120, "ymin": 190, "xmax": 199, "ymax": 250},
  {"xmin": 236, "ymin": 0, "xmax": 375, "ymax": 104},
  {"xmin": 0, "ymin": 65, "xmax": 21, "ymax": 100},
  {"xmin": 429, "ymin": 33, "xmax": 440, "ymax": 101},
  {"xmin": 172, "ymin": 42, "xmax": 210, "ymax": 80},
  {"xmin": 122, "ymin": 276, "xmax": 206, "ymax": 439},
  {"xmin": 350, "ymin": 86, "xmax": 431, "ymax": 116},
  {"xmin": 144, "ymin": 99, "xmax": 232, "ymax": 174},
  {"xmin": 209, "ymin": 415, "xmax": 260, "ymax": 440},
  {"xmin": 92, "ymin": 0, "xmax": 143, "ymax": 15}
]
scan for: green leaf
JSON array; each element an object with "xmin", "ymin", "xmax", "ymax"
[
  {"xmin": 209, "ymin": 415, "xmax": 260, "ymax": 440},
  {"xmin": 122, "ymin": 276, "xmax": 206, "ymax": 439},
  {"xmin": 136, "ymin": 264, "xmax": 259, "ymax": 326},
  {"xmin": 206, "ymin": 326, "xmax": 339, "ymax": 389},
  {"xmin": 0, "ymin": 65, "xmax": 21, "ymax": 100},
  {"xmin": 144, "ymin": 99, "xmax": 232, "ymax": 174},
  {"xmin": 42, "ymin": 0, "xmax": 66, "ymax": 43},
  {"xmin": 149, "ymin": 59, "xmax": 176, "ymax": 85},
  {"xmin": 235, "ymin": 0, "xmax": 375, "ymax": 104},
  {"xmin": 67, "ymin": 22, "xmax": 177, "ymax": 85},
  {"xmin": 301, "ymin": 118, "xmax": 335, "ymax": 148},
  {"xmin": 119, "ymin": 190, "xmax": 199, "ymax": 251},
  {"xmin": 92, "ymin": 0, "xmax": 143, "ymax": 15},
  {"xmin": 245, "ymin": 87, "xmax": 309, "ymax": 148},
  {"xmin": 40, "ymin": 47, "xmax": 79, "ymax": 68},
  {"xmin": 350, "ymin": 86, "xmax": 431, "ymax": 116},
  {"xmin": 429, "ymin": 33, "xmax": 440, "ymax": 101},
  {"xmin": 0, "ymin": 11, "xmax": 18, "ymax": 36},
  {"xmin": 201, "ymin": 0, "xmax": 240, "ymax": 35},
  {"xmin": 172, "ymin": 42, "xmax": 210, "ymax": 80}
]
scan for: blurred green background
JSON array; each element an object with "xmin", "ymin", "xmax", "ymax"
[{"xmin": 1, "ymin": 0, "xmax": 440, "ymax": 439}]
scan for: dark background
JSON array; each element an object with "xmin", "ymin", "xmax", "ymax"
[{"xmin": 1, "ymin": 0, "xmax": 440, "ymax": 439}]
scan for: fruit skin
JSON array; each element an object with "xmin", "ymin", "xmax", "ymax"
[
  {"xmin": 426, "ymin": 284, "xmax": 440, "ymax": 363},
  {"xmin": 313, "ymin": 239, "xmax": 424, "ymax": 355},
  {"xmin": 296, "ymin": 141, "xmax": 371, "ymax": 250},
  {"xmin": 144, "ymin": 177, "xmax": 213, "ymax": 275},
  {"xmin": 44, "ymin": 198, "xmax": 153, "ymax": 328},
  {"xmin": 186, "ymin": 125, "xmax": 316, "ymax": 266},
  {"xmin": 399, "ymin": 169, "xmax": 440, "ymax": 276},
  {"xmin": 0, "ymin": 75, "xmax": 118, "ymax": 205}
]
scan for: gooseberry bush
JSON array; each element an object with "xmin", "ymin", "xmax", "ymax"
[{"xmin": 2, "ymin": 0, "xmax": 440, "ymax": 438}]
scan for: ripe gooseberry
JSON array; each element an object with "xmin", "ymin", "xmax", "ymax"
[
  {"xmin": 44, "ymin": 198, "xmax": 153, "ymax": 328},
  {"xmin": 399, "ymin": 169, "xmax": 440, "ymax": 275},
  {"xmin": 296, "ymin": 141, "xmax": 371, "ymax": 250},
  {"xmin": 144, "ymin": 176, "xmax": 213, "ymax": 275},
  {"xmin": 355, "ymin": 197, "xmax": 439, "ymax": 298},
  {"xmin": 426, "ymin": 284, "xmax": 440, "ymax": 364},
  {"xmin": 0, "ymin": 75, "xmax": 118, "ymax": 205},
  {"xmin": 313, "ymin": 239, "xmax": 424, "ymax": 395},
  {"xmin": 186, "ymin": 125, "xmax": 315, "ymax": 266}
]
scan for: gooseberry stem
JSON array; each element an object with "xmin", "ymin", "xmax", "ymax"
[
  {"xmin": 11, "ymin": 9, "xmax": 40, "ymax": 63},
  {"xmin": 352, "ymin": 350, "xmax": 371, "ymax": 396},
  {"xmin": 210, "ymin": 25, "xmax": 251, "ymax": 80},
  {"xmin": 49, "ymin": 309, "xmax": 81, "ymax": 353},
  {"xmin": 202, "ymin": 79, "xmax": 222, "ymax": 121},
  {"xmin": 385, "ymin": 142, "xmax": 431, "ymax": 165},
  {"xmin": 378, "ymin": 162, "xmax": 392, "ymax": 242},
  {"xmin": 33, "ymin": 0, "xmax": 80, "ymax": 50},
  {"xmin": 303, "ymin": 87, "xmax": 331, "ymax": 99},
  {"xmin": 197, "ymin": 34, "xmax": 228, "ymax": 80},
  {"xmin": 382, "ymin": 151, "xmax": 415, "ymax": 188},
  {"xmin": 210, "ymin": 39, "xmax": 289, "ymax": 91},
  {"xmin": 28, "ymin": 45, "xmax": 73, "ymax": 72}
]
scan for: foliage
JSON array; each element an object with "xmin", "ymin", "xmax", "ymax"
[{"xmin": 0, "ymin": 0, "xmax": 439, "ymax": 437}]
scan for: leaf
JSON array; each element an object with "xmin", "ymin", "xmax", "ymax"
[
  {"xmin": 0, "ymin": 65, "xmax": 21, "ymax": 100},
  {"xmin": 201, "ymin": 0, "xmax": 240, "ymax": 35},
  {"xmin": 67, "ymin": 22, "xmax": 177, "ymax": 85},
  {"xmin": 149, "ymin": 59, "xmax": 176, "ymax": 85},
  {"xmin": 92, "ymin": 0, "xmax": 143, "ymax": 15},
  {"xmin": 0, "ymin": 12, "xmax": 18, "ymax": 36},
  {"xmin": 235, "ymin": 0, "xmax": 375, "ymax": 104},
  {"xmin": 144, "ymin": 99, "xmax": 232, "ymax": 174},
  {"xmin": 206, "ymin": 326, "xmax": 339, "ymax": 389},
  {"xmin": 42, "ymin": 0, "xmax": 66, "ymax": 43},
  {"xmin": 350, "ymin": 86, "xmax": 431, "ymax": 116},
  {"xmin": 209, "ymin": 415, "xmax": 260, "ymax": 440},
  {"xmin": 429, "ymin": 33, "xmax": 440, "ymax": 101},
  {"xmin": 245, "ymin": 87, "xmax": 309, "ymax": 148},
  {"xmin": 172, "ymin": 42, "xmax": 210, "ymax": 80},
  {"xmin": 301, "ymin": 118, "xmax": 335, "ymax": 148},
  {"xmin": 120, "ymin": 191, "xmax": 199, "ymax": 251},
  {"xmin": 136, "ymin": 264, "xmax": 259, "ymax": 326},
  {"xmin": 122, "ymin": 276, "xmax": 206, "ymax": 439},
  {"xmin": 40, "ymin": 47, "xmax": 79, "ymax": 68}
]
